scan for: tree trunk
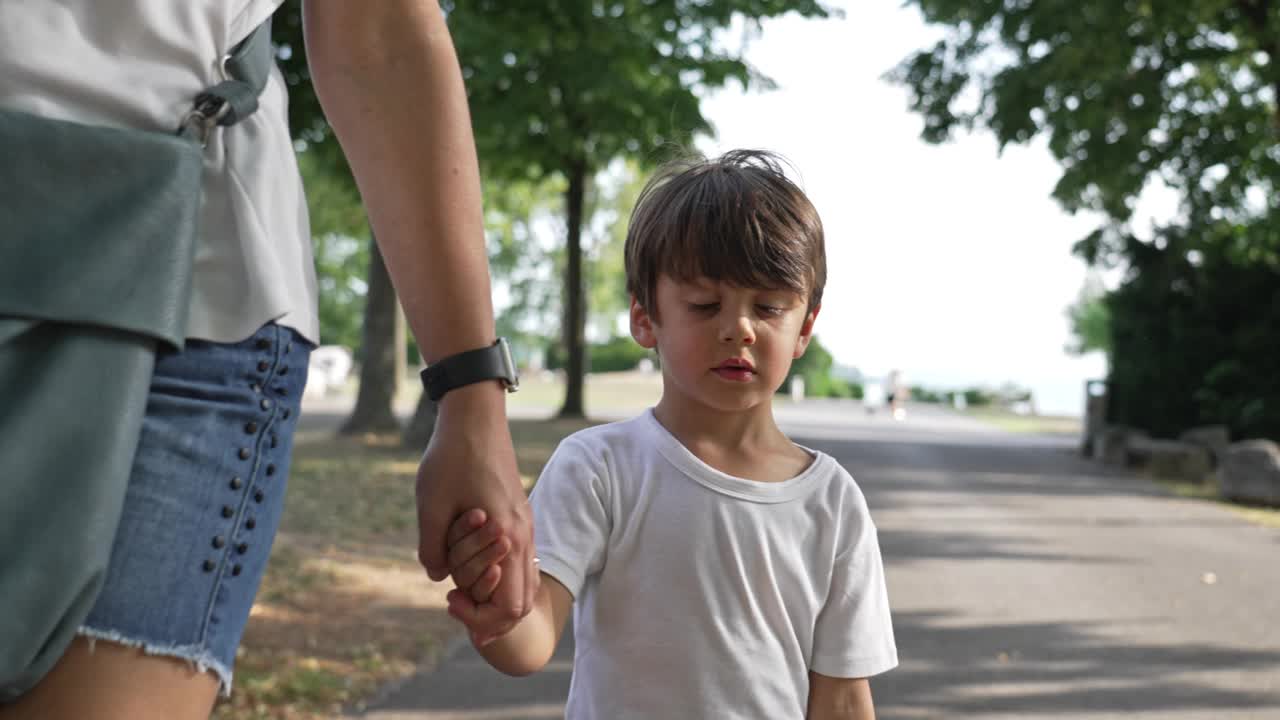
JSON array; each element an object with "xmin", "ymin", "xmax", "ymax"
[
  {"xmin": 402, "ymin": 392, "xmax": 437, "ymax": 447},
  {"xmin": 558, "ymin": 161, "xmax": 588, "ymax": 418},
  {"xmin": 341, "ymin": 235, "xmax": 402, "ymax": 434}
]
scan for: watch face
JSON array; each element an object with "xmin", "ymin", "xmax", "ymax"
[{"xmin": 498, "ymin": 338, "xmax": 520, "ymax": 392}]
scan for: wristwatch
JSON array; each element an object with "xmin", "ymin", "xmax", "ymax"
[{"xmin": 420, "ymin": 337, "xmax": 520, "ymax": 402}]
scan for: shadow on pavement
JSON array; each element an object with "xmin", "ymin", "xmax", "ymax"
[
  {"xmin": 877, "ymin": 610, "xmax": 1280, "ymax": 718},
  {"xmin": 357, "ymin": 626, "xmax": 575, "ymax": 719}
]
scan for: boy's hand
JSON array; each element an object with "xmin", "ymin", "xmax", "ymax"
[{"xmin": 446, "ymin": 508, "xmax": 512, "ymax": 604}]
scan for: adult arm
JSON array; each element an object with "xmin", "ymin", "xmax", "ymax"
[
  {"xmin": 807, "ymin": 673, "xmax": 876, "ymax": 720},
  {"xmin": 302, "ymin": 0, "xmax": 535, "ymax": 631}
]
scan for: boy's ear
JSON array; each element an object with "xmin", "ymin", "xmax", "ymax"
[
  {"xmin": 792, "ymin": 304, "xmax": 821, "ymax": 359},
  {"xmin": 630, "ymin": 296, "xmax": 658, "ymax": 349}
]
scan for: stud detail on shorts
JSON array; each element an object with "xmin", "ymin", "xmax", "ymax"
[
  {"xmin": 253, "ymin": 490, "xmax": 265, "ymax": 503},
  {"xmin": 238, "ymin": 447, "xmax": 251, "ymax": 460},
  {"xmin": 236, "ymin": 543, "xmax": 249, "ymax": 555},
  {"xmin": 265, "ymin": 464, "xmax": 276, "ymax": 477},
  {"xmin": 231, "ymin": 564, "xmax": 243, "ymax": 577},
  {"xmin": 221, "ymin": 505, "xmax": 234, "ymax": 518},
  {"xmin": 270, "ymin": 434, "xmax": 279, "ymax": 449},
  {"xmin": 250, "ymin": 383, "xmax": 261, "ymax": 394},
  {"xmin": 279, "ymin": 366, "xmax": 289, "ymax": 376},
  {"xmin": 245, "ymin": 517, "xmax": 257, "ymax": 530},
  {"xmin": 285, "ymin": 342, "xmax": 293, "ymax": 353},
  {"xmin": 245, "ymin": 421, "xmax": 258, "ymax": 435},
  {"xmin": 230, "ymin": 476, "xmax": 243, "ymax": 490},
  {"xmin": 212, "ymin": 536, "xmax": 226, "ymax": 549},
  {"xmin": 257, "ymin": 360, "xmax": 270, "ymax": 372},
  {"xmin": 282, "ymin": 408, "xmax": 291, "ymax": 420},
  {"xmin": 260, "ymin": 398, "xmax": 272, "ymax": 411},
  {"xmin": 255, "ymin": 338, "xmax": 270, "ymax": 350},
  {"xmin": 202, "ymin": 559, "xmax": 216, "ymax": 572}
]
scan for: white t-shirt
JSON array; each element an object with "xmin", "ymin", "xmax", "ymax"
[
  {"xmin": 0, "ymin": 1, "xmax": 319, "ymax": 344},
  {"xmin": 532, "ymin": 409, "xmax": 898, "ymax": 719}
]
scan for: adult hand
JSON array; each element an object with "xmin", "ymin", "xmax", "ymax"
[{"xmin": 416, "ymin": 382, "xmax": 538, "ymax": 637}]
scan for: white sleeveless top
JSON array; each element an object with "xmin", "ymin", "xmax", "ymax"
[{"xmin": 0, "ymin": 0, "xmax": 319, "ymax": 344}]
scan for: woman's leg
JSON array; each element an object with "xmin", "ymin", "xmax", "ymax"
[
  {"xmin": 0, "ymin": 638, "xmax": 220, "ymax": 720},
  {"xmin": 3, "ymin": 324, "xmax": 312, "ymax": 718}
]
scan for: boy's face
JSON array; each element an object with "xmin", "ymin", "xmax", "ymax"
[{"xmin": 630, "ymin": 274, "xmax": 819, "ymax": 415}]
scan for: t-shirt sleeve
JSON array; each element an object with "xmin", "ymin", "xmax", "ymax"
[
  {"xmin": 811, "ymin": 487, "xmax": 898, "ymax": 679},
  {"xmin": 529, "ymin": 437, "xmax": 611, "ymax": 599}
]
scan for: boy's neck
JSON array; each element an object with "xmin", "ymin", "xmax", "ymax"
[{"xmin": 652, "ymin": 398, "xmax": 811, "ymax": 483}]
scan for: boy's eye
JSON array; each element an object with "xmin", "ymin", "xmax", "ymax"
[
  {"xmin": 756, "ymin": 304, "xmax": 784, "ymax": 316},
  {"xmin": 688, "ymin": 302, "xmax": 719, "ymax": 313}
]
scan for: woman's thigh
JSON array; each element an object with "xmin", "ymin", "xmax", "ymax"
[
  {"xmin": 0, "ymin": 638, "xmax": 219, "ymax": 720},
  {"xmin": 6, "ymin": 323, "xmax": 312, "ymax": 716}
]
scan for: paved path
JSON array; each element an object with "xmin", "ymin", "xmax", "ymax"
[{"xmin": 348, "ymin": 402, "xmax": 1280, "ymax": 719}]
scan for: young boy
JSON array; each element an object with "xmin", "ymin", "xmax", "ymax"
[{"xmin": 445, "ymin": 150, "xmax": 897, "ymax": 718}]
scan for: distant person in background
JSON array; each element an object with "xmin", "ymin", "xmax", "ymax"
[{"xmin": 886, "ymin": 369, "xmax": 907, "ymax": 420}]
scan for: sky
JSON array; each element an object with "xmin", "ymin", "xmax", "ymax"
[{"xmin": 694, "ymin": 0, "xmax": 1114, "ymax": 416}]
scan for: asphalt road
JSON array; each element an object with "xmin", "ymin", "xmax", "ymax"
[{"xmin": 352, "ymin": 401, "xmax": 1280, "ymax": 720}]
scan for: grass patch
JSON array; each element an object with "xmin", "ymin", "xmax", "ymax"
[
  {"xmin": 963, "ymin": 407, "xmax": 1083, "ymax": 436},
  {"xmin": 471, "ymin": 370, "xmax": 663, "ymax": 418},
  {"xmin": 1151, "ymin": 474, "xmax": 1280, "ymax": 529},
  {"xmin": 213, "ymin": 417, "xmax": 593, "ymax": 719}
]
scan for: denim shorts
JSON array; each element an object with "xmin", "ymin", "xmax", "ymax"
[{"xmin": 78, "ymin": 322, "xmax": 311, "ymax": 695}]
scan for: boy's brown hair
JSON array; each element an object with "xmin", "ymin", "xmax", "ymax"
[{"xmin": 624, "ymin": 149, "xmax": 826, "ymax": 320}]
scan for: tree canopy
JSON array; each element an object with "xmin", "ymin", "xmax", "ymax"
[
  {"xmin": 442, "ymin": 0, "xmax": 834, "ymax": 416},
  {"xmin": 893, "ymin": 0, "xmax": 1279, "ymax": 439},
  {"xmin": 892, "ymin": 0, "xmax": 1277, "ymax": 260}
]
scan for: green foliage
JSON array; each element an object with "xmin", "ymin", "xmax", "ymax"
[
  {"xmin": 270, "ymin": 1, "xmax": 840, "ymax": 392},
  {"xmin": 272, "ymin": 2, "xmax": 350, "ymax": 177},
  {"xmin": 587, "ymin": 162, "xmax": 648, "ymax": 339},
  {"xmin": 1065, "ymin": 271, "xmax": 1112, "ymax": 360},
  {"xmin": 590, "ymin": 336, "xmax": 654, "ymax": 373},
  {"xmin": 442, "ymin": 1, "xmax": 834, "ymax": 183},
  {"xmin": 482, "ymin": 175, "xmax": 567, "ymax": 346},
  {"xmin": 824, "ymin": 378, "xmax": 863, "ymax": 400},
  {"xmin": 892, "ymin": 0, "xmax": 1279, "ymax": 439},
  {"xmin": 1105, "ymin": 224, "xmax": 1280, "ymax": 439},
  {"xmin": 910, "ymin": 386, "xmax": 946, "ymax": 404},
  {"xmin": 442, "ymin": 1, "xmax": 835, "ymax": 415},
  {"xmin": 297, "ymin": 144, "xmax": 370, "ymax": 351},
  {"xmin": 890, "ymin": 0, "xmax": 1278, "ymax": 252},
  {"xmin": 781, "ymin": 335, "xmax": 855, "ymax": 399},
  {"xmin": 545, "ymin": 335, "xmax": 655, "ymax": 373},
  {"xmin": 963, "ymin": 388, "xmax": 995, "ymax": 407},
  {"xmin": 273, "ymin": 7, "xmax": 373, "ymax": 351}
]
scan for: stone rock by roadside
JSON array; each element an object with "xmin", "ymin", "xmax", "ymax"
[
  {"xmin": 1219, "ymin": 440, "xmax": 1280, "ymax": 506},
  {"xmin": 1179, "ymin": 425, "xmax": 1231, "ymax": 468},
  {"xmin": 1141, "ymin": 438, "xmax": 1208, "ymax": 481},
  {"xmin": 1130, "ymin": 438, "xmax": 1213, "ymax": 484},
  {"xmin": 1093, "ymin": 426, "xmax": 1145, "ymax": 467}
]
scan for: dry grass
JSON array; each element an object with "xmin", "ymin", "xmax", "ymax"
[{"xmin": 212, "ymin": 416, "xmax": 595, "ymax": 719}]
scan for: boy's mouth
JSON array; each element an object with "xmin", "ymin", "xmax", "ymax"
[{"xmin": 713, "ymin": 358, "xmax": 756, "ymax": 381}]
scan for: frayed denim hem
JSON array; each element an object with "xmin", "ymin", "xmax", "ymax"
[{"xmin": 76, "ymin": 626, "xmax": 234, "ymax": 697}]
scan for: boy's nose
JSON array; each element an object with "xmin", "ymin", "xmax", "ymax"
[{"xmin": 720, "ymin": 314, "xmax": 756, "ymax": 345}]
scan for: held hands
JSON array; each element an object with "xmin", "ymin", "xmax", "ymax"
[
  {"xmin": 415, "ymin": 383, "xmax": 538, "ymax": 641},
  {"xmin": 444, "ymin": 509, "xmax": 523, "ymax": 646}
]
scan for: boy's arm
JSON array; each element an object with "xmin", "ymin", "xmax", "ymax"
[
  {"xmin": 449, "ymin": 572, "xmax": 574, "ymax": 676},
  {"xmin": 806, "ymin": 673, "xmax": 876, "ymax": 720}
]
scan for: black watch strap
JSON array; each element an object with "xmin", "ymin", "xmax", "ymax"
[{"xmin": 420, "ymin": 338, "xmax": 519, "ymax": 402}]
